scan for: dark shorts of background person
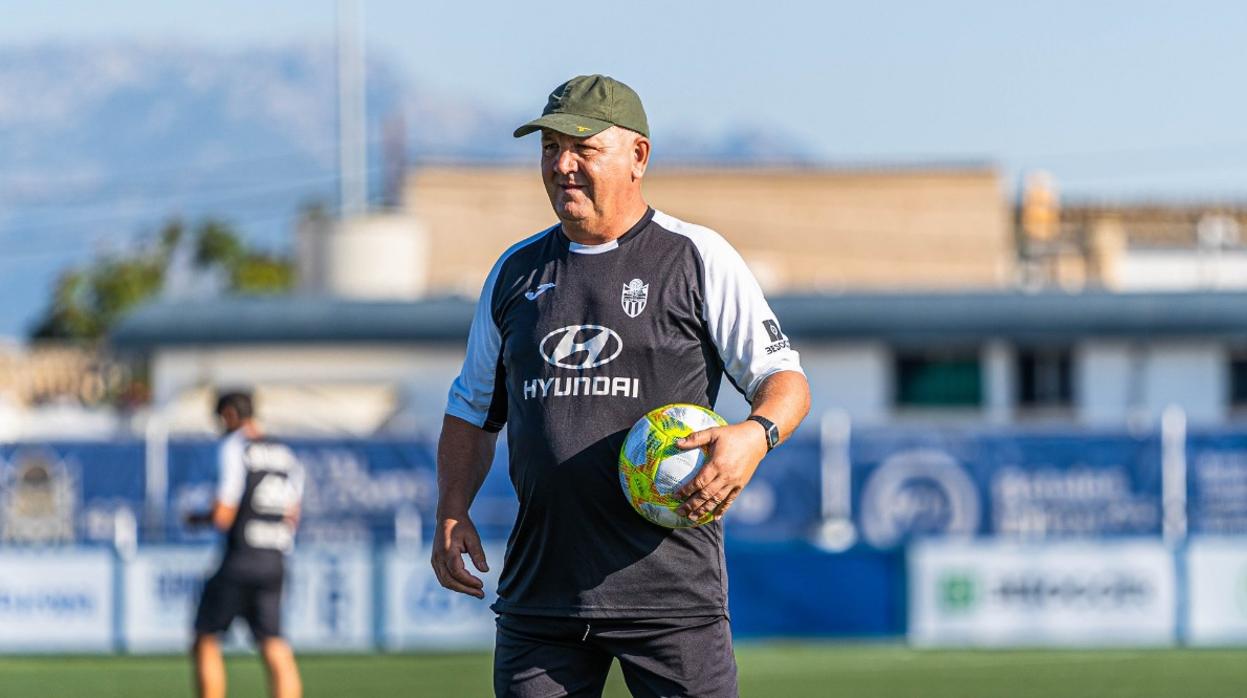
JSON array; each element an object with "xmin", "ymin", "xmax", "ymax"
[
  {"xmin": 193, "ymin": 566, "xmax": 285, "ymax": 642},
  {"xmin": 494, "ymin": 613, "xmax": 738, "ymax": 698}
]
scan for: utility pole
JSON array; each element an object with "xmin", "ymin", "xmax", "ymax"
[{"xmin": 337, "ymin": 0, "xmax": 367, "ymax": 218}]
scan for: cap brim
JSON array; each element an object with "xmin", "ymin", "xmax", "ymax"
[{"xmin": 513, "ymin": 113, "xmax": 613, "ymax": 139}]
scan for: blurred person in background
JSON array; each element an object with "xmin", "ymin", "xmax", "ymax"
[
  {"xmin": 186, "ymin": 391, "xmax": 305, "ymax": 698},
  {"xmin": 433, "ymin": 74, "xmax": 810, "ymax": 697}
]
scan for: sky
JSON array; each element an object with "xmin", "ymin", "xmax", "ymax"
[{"xmin": 4, "ymin": 0, "xmax": 1247, "ymax": 199}]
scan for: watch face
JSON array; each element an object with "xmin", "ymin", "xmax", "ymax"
[
  {"xmin": 765, "ymin": 424, "xmax": 780, "ymax": 448},
  {"xmin": 751, "ymin": 416, "xmax": 779, "ymax": 450}
]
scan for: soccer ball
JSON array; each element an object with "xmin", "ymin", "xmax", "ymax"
[{"xmin": 618, "ymin": 403, "xmax": 727, "ymax": 528}]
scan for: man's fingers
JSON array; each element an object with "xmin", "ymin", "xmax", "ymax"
[
  {"xmin": 675, "ymin": 428, "xmax": 715, "ymax": 451},
  {"xmin": 712, "ymin": 487, "xmax": 742, "ymax": 520},
  {"xmin": 677, "ymin": 476, "xmax": 727, "ymax": 519},
  {"xmin": 675, "ymin": 461, "xmax": 722, "ymax": 500},
  {"xmin": 446, "ymin": 552, "xmax": 485, "ymax": 589},
  {"xmin": 465, "ymin": 534, "xmax": 490, "ymax": 573},
  {"xmin": 433, "ymin": 553, "xmax": 486, "ymax": 598},
  {"xmin": 439, "ymin": 565, "xmax": 485, "ymax": 598}
]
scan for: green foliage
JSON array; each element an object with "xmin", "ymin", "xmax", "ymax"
[
  {"xmin": 31, "ymin": 217, "xmax": 295, "ymax": 342},
  {"xmin": 194, "ymin": 219, "xmax": 245, "ymax": 268},
  {"xmin": 231, "ymin": 253, "xmax": 295, "ymax": 294}
]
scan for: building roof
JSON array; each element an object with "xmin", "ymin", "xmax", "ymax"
[
  {"xmin": 111, "ymin": 296, "xmax": 475, "ymax": 348},
  {"xmin": 111, "ymin": 291, "xmax": 1247, "ymax": 350}
]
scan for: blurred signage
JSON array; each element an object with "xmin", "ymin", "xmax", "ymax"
[
  {"xmin": 381, "ymin": 543, "xmax": 504, "ymax": 651},
  {"xmin": 851, "ymin": 430, "xmax": 1163, "ymax": 547},
  {"xmin": 1186, "ymin": 436, "xmax": 1247, "ymax": 533},
  {"xmin": 285, "ymin": 546, "xmax": 374, "ymax": 651},
  {"xmin": 11, "ymin": 426, "xmax": 1243, "ymax": 551},
  {"xmin": 1186, "ymin": 538, "xmax": 1247, "ymax": 645},
  {"xmin": 123, "ymin": 547, "xmax": 216, "ymax": 651},
  {"xmin": 858, "ymin": 448, "xmax": 981, "ymax": 548},
  {"xmin": 0, "ymin": 450, "xmax": 76, "ymax": 543},
  {"xmin": 0, "ymin": 549, "xmax": 114, "ymax": 651},
  {"xmin": 909, "ymin": 540, "xmax": 1175, "ymax": 646},
  {"xmin": 124, "ymin": 545, "xmax": 373, "ymax": 651}
]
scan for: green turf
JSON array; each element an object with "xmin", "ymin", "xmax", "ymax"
[{"xmin": 1, "ymin": 644, "xmax": 1246, "ymax": 697}]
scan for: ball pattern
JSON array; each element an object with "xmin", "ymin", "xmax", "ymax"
[{"xmin": 618, "ymin": 403, "xmax": 727, "ymax": 528}]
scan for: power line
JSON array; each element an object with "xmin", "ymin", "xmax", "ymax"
[{"xmin": 0, "ymin": 206, "xmax": 335, "ymax": 264}]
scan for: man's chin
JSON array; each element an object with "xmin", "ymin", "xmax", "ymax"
[{"xmin": 555, "ymin": 202, "xmax": 591, "ymax": 222}]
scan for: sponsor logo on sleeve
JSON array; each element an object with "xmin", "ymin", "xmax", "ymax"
[{"xmin": 762, "ymin": 318, "xmax": 790, "ymax": 354}]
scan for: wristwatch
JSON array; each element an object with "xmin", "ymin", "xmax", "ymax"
[{"xmin": 746, "ymin": 415, "xmax": 780, "ymax": 452}]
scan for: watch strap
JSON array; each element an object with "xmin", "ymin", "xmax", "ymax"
[{"xmin": 746, "ymin": 415, "xmax": 780, "ymax": 452}]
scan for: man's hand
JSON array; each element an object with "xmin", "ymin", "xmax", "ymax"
[
  {"xmin": 673, "ymin": 420, "xmax": 769, "ymax": 522},
  {"xmin": 431, "ymin": 513, "xmax": 490, "ymax": 599}
]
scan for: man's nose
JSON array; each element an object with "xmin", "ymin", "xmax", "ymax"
[{"xmin": 553, "ymin": 148, "xmax": 577, "ymax": 175}]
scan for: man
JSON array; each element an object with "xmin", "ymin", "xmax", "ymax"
[
  {"xmin": 188, "ymin": 391, "xmax": 304, "ymax": 698},
  {"xmin": 433, "ymin": 74, "xmax": 810, "ymax": 697}
]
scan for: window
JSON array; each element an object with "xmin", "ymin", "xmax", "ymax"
[
  {"xmin": 894, "ymin": 351, "xmax": 982, "ymax": 407},
  {"xmin": 1231, "ymin": 353, "xmax": 1247, "ymax": 406},
  {"xmin": 1016, "ymin": 348, "xmax": 1073, "ymax": 408}
]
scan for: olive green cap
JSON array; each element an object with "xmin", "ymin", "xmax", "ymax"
[{"xmin": 513, "ymin": 74, "xmax": 649, "ymax": 139}]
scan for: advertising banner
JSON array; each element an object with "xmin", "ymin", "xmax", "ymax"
[
  {"xmin": 285, "ymin": 546, "xmax": 374, "ymax": 650},
  {"xmin": 909, "ymin": 540, "xmax": 1175, "ymax": 646},
  {"xmin": 381, "ymin": 543, "xmax": 505, "ymax": 651},
  {"xmin": 123, "ymin": 546, "xmax": 217, "ymax": 652},
  {"xmin": 1186, "ymin": 538, "xmax": 1247, "ymax": 645},
  {"xmin": 0, "ymin": 549, "xmax": 115, "ymax": 651},
  {"xmin": 1186, "ymin": 434, "xmax": 1247, "ymax": 534},
  {"xmin": 853, "ymin": 430, "xmax": 1163, "ymax": 549}
]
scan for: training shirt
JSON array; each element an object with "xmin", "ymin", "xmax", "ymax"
[
  {"xmin": 446, "ymin": 208, "xmax": 803, "ymax": 618},
  {"xmin": 215, "ymin": 430, "xmax": 305, "ymax": 579}
]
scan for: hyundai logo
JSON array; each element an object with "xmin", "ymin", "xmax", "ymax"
[{"xmin": 539, "ymin": 325, "xmax": 623, "ymax": 369}]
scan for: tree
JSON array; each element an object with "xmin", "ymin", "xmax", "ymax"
[{"xmin": 31, "ymin": 217, "xmax": 295, "ymax": 342}]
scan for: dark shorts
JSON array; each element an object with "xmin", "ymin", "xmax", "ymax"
[
  {"xmin": 193, "ymin": 567, "xmax": 285, "ymax": 642},
  {"xmin": 494, "ymin": 614, "xmax": 738, "ymax": 698}
]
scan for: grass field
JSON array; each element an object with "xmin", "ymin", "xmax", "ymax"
[{"xmin": 2, "ymin": 644, "xmax": 1246, "ymax": 697}]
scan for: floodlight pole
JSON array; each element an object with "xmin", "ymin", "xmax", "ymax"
[
  {"xmin": 1160, "ymin": 404, "xmax": 1188, "ymax": 545},
  {"xmin": 337, "ymin": 0, "xmax": 367, "ymax": 218},
  {"xmin": 813, "ymin": 410, "xmax": 856, "ymax": 551}
]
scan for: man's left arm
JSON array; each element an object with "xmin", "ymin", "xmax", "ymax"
[
  {"xmin": 185, "ymin": 437, "xmax": 245, "ymax": 532},
  {"xmin": 675, "ymin": 370, "xmax": 810, "ymax": 521}
]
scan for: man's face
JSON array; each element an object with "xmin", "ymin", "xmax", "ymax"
[
  {"xmin": 540, "ymin": 126, "xmax": 645, "ymax": 225},
  {"xmin": 216, "ymin": 406, "xmax": 242, "ymax": 435}
]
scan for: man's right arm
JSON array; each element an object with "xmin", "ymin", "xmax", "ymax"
[{"xmin": 431, "ymin": 413, "xmax": 499, "ymax": 599}]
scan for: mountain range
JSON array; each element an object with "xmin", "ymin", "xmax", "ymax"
[{"xmin": 0, "ymin": 43, "xmax": 812, "ymax": 337}]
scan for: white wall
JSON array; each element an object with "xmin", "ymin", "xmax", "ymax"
[
  {"xmin": 147, "ymin": 336, "xmax": 1234, "ymax": 434},
  {"xmin": 1116, "ymin": 249, "xmax": 1247, "ymax": 291},
  {"xmin": 1075, "ymin": 339, "xmax": 1227, "ymax": 425},
  {"xmin": 794, "ymin": 342, "xmax": 890, "ymax": 426},
  {"xmin": 1076, "ymin": 341, "xmax": 1139, "ymax": 425},
  {"xmin": 1142, "ymin": 342, "xmax": 1226, "ymax": 424},
  {"xmin": 150, "ymin": 344, "xmax": 467, "ymax": 435}
]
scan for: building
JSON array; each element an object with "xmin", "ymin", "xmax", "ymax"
[
  {"xmin": 111, "ymin": 290, "xmax": 1247, "ymax": 436},
  {"xmin": 1019, "ymin": 196, "xmax": 1247, "ymax": 292},
  {"xmin": 404, "ymin": 164, "xmax": 1012, "ymax": 295}
]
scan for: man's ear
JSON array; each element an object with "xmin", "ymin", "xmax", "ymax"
[{"xmin": 632, "ymin": 136, "xmax": 651, "ymax": 180}]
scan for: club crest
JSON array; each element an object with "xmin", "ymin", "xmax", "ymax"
[{"xmin": 621, "ymin": 278, "xmax": 649, "ymax": 318}]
